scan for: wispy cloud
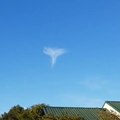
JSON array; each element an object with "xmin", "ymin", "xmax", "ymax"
[{"xmin": 43, "ymin": 47, "xmax": 66, "ymax": 67}]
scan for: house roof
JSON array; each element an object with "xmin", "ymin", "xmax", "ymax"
[
  {"xmin": 105, "ymin": 101, "xmax": 120, "ymax": 112},
  {"xmin": 43, "ymin": 107, "xmax": 103, "ymax": 120}
]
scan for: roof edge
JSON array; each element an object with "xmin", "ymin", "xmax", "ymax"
[{"xmin": 103, "ymin": 101, "xmax": 120, "ymax": 112}]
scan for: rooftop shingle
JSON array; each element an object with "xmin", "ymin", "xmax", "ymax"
[{"xmin": 43, "ymin": 107, "xmax": 103, "ymax": 120}]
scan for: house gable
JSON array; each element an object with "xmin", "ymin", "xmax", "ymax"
[{"xmin": 103, "ymin": 101, "xmax": 120, "ymax": 117}]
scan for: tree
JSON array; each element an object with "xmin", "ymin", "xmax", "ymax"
[
  {"xmin": 0, "ymin": 104, "xmax": 47, "ymax": 120},
  {"xmin": 1, "ymin": 105, "xmax": 24, "ymax": 120}
]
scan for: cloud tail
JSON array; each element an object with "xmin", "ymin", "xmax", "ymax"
[{"xmin": 43, "ymin": 47, "xmax": 66, "ymax": 67}]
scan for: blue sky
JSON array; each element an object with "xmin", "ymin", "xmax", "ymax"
[{"xmin": 0, "ymin": 0, "xmax": 120, "ymax": 114}]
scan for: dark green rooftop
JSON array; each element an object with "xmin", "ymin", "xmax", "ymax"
[
  {"xmin": 43, "ymin": 107, "xmax": 103, "ymax": 120},
  {"xmin": 105, "ymin": 101, "xmax": 120, "ymax": 113}
]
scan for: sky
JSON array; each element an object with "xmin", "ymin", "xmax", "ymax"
[{"xmin": 0, "ymin": 0, "xmax": 120, "ymax": 114}]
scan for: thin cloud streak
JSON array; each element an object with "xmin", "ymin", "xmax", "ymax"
[{"xmin": 43, "ymin": 47, "xmax": 66, "ymax": 67}]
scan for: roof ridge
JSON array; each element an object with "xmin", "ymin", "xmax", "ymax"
[
  {"xmin": 46, "ymin": 106, "xmax": 101, "ymax": 109},
  {"xmin": 106, "ymin": 101, "xmax": 120, "ymax": 103}
]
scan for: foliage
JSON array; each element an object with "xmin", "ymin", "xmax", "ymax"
[
  {"xmin": 0, "ymin": 104, "xmax": 46, "ymax": 120},
  {"xmin": 0, "ymin": 105, "xmax": 24, "ymax": 120}
]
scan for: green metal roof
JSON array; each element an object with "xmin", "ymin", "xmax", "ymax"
[
  {"xmin": 105, "ymin": 101, "xmax": 120, "ymax": 112},
  {"xmin": 43, "ymin": 107, "xmax": 103, "ymax": 120}
]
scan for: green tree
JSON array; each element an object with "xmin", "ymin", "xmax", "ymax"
[
  {"xmin": 1, "ymin": 105, "xmax": 24, "ymax": 120},
  {"xmin": 30, "ymin": 103, "xmax": 46, "ymax": 119},
  {"xmin": 0, "ymin": 104, "xmax": 46, "ymax": 120}
]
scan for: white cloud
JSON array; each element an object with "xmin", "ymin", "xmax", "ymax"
[{"xmin": 43, "ymin": 47, "xmax": 66, "ymax": 67}]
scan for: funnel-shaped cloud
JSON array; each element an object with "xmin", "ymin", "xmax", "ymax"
[{"xmin": 43, "ymin": 47, "xmax": 66, "ymax": 67}]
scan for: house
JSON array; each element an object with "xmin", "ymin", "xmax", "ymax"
[
  {"xmin": 103, "ymin": 101, "xmax": 120, "ymax": 117},
  {"xmin": 43, "ymin": 101, "xmax": 120, "ymax": 120},
  {"xmin": 43, "ymin": 106, "xmax": 102, "ymax": 120}
]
